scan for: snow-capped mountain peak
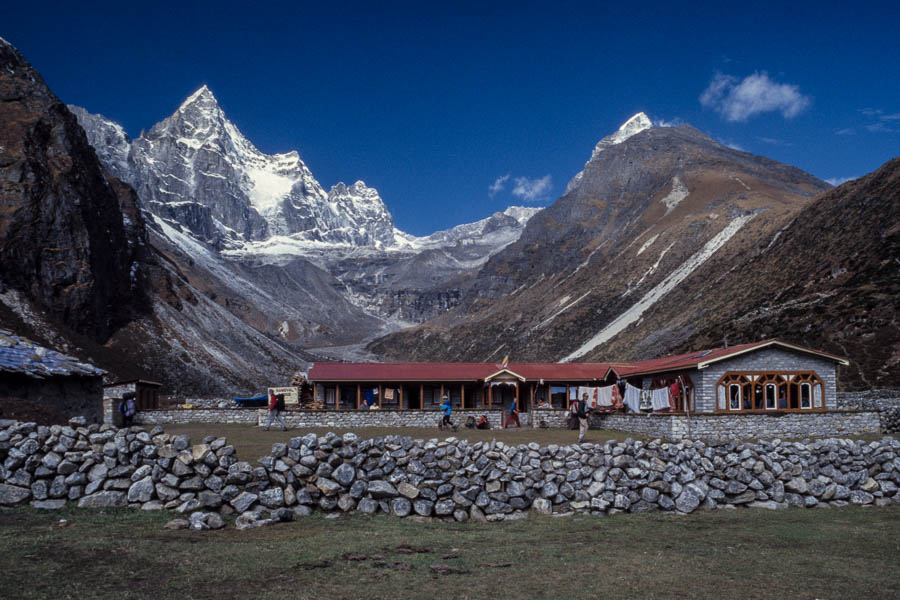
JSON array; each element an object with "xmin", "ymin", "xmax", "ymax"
[
  {"xmin": 565, "ymin": 112, "xmax": 655, "ymax": 193},
  {"xmin": 592, "ymin": 111, "xmax": 653, "ymax": 156}
]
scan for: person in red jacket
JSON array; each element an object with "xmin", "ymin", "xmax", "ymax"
[{"xmin": 265, "ymin": 391, "xmax": 287, "ymax": 431}]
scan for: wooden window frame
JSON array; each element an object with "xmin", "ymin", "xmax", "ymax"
[{"xmin": 715, "ymin": 370, "xmax": 826, "ymax": 414}]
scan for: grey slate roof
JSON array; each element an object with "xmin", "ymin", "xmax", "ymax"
[{"xmin": 0, "ymin": 329, "xmax": 105, "ymax": 379}]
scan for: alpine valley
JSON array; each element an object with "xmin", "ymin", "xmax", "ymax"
[{"xmin": 1, "ymin": 38, "xmax": 897, "ymax": 393}]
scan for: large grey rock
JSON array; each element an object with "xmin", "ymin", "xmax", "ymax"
[
  {"xmin": 785, "ymin": 478, "xmax": 808, "ymax": 494},
  {"xmin": 78, "ymin": 491, "xmax": 127, "ymax": 508},
  {"xmin": 367, "ymin": 480, "xmax": 398, "ymax": 499},
  {"xmin": 316, "ymin": 478, "xmax": 342, "ymax": 497},
  {"xmin": 357, "ymin": 498, "xmax": 379, "ymax": 514},
  {"xmin": 849, "ymin": 490, "xmax": 874, "ymax": 505},
  {"xmin": 413, "ymin": 499, "xmax": 434, "ymax": 516},
  {"xmin": 332, "ymin": 463, "xmax": 356, "ymax": 487},
  {"xmin": 675, "ymin": 482, "xmax": 708, "ymax": 514},
  {"xmin": 127, "ymin": 476, "xmax": 155, "ymax": 503},
  {"xmin": 397, "ymin": 482, "xmax": 419, "ymax": 499},
  {"xmin": 532, "ymin": 497, "xmax": 552, "ymax": 514},
  {"xmin": 259, "ymin": 487, "xmax": 285, "ymax": 509},
  {"xmin": 231, "ymin": 491, "xmax": 259, "ymax": 513},
  {"xmin": 390, "ymin": 497, "xmax": 412, "ymax": 517},
  {"xmin": 31, "ymin": 499, "xmax": 67, "ymax": 510},
  {"xmin": 435, "ymin": 499, "xmax": 456, "ymax": 516}
]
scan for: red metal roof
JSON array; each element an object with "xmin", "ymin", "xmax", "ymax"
[
  {"xmin": 308, "ymin": 361, "xmax": 616, "ymax": 382},
  {"xmin": 616, "ymin": 339, "xmax": 849, "ymax": 377},
  {"xmin": 308, "ymin": 340, "xmax": 848, "ymax": 383}
]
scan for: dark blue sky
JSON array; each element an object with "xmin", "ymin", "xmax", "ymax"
[{"xmin": 4, "ymin": 1, "xmax": 898, "ymax": 235}]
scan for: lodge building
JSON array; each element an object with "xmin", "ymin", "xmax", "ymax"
[{"xmin": 307, "ymin": 339, "xmax": 850, "ymax": 417}]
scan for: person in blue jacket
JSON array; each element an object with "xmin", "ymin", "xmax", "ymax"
[
  {"xmin": 505, "ymin": 396, "xmax": 521, "ymax": 428},
  {"xmin": 440, "ymin": 395, "xmax": 457, "ymax": 431}
]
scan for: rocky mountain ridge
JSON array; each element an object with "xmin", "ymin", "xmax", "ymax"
[
  {"xmin": 71, "ymin": 93, "xmax": 542, "ymax": 340},
  {"xmin": 0, "ymin": 39, "xmax": 313, "ymax": 394},
  {"xmin": 369, "ymin": 114, "xmax": 878, "ymax": 378}
]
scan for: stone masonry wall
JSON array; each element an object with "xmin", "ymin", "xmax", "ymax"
[
  {"xmin": 133, "ymin": 409, "xmax": 506, "ymax": 429},
  {"xmin": 836, "ymin": 390, "xmax": 900, "ymax": 412},
  {"xmin": 134, "ymin": 409, "xmax": 260, "ymax": 425},
  {"xmin": 695, "ymin": 348, "xmax": 838, "ymax": 413},
  {"xmin": 593, "ymin": 411, "xmax": 882, "ymax": 440},
  {"xmin": 0, "ymin": 417, "xmax": 897, "ymax": 528}
]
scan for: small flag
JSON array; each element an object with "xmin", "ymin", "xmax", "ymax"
[{"xmin": 501, "ymin": 354, "xmax": 509, "ymax": 369}]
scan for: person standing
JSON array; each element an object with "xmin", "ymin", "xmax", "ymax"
[
  {"xmin": 575, "ymin": 393, "xmax": 591, "ymax": 442},
  {"xmin": 505, "ymin": 397, "xmax": 520, "ymax": 428},
  {"xmin": 440, "ymin": 395, "xmax": 457, "ymax": 431},
  {"xmin": 265, "ymin": 391, "xmax": 287, "ymax": 431},
  {"xmin": 120, "ymin": 392, "xmax": 137, "ymax": 427}
]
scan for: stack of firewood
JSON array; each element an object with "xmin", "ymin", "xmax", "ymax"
[{"xmin": 291, "ymin": 372, "xmax": 322, "ymax": 409}]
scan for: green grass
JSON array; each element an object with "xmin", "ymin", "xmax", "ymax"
[
  {"xmin": 1, "ymin": 504, "xmax": 897, "ymax": 599},
  {"xmin": 161, "ymin": 423, "xmax": 649, "ymax": 463}
]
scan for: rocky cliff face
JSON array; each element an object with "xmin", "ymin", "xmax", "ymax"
[
  {"xmin": 0, "ymin": 39, "xmax": 150, "ymax": 341},
  {"xmin": 0, "ymin": 40, "xmax": 316, "ymax": 395},
  {"xmin": 672, "ymin": 157, "xmax": 900, "ymax": 389}
]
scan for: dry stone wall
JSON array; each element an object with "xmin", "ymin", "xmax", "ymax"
[
  {"xmin": 133, "ymin": 409, "xmax": 505, "ymax": 429},
  {"xmin": 593, "ymin": 411, "xmax": 882, "ymax": 440},
  {"xmin": 1, "ymin": 417, "xmax": 897, "ymax": 528}
]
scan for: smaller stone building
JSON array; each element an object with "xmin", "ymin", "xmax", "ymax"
[
  {"xmin": 102, "ymin": 379, "xmax": 162, "ymax": 425},
  {"xmin": 0, "ymin": 328, "xmax": 105, "ymax": 423}
]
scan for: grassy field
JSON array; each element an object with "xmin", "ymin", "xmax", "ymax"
[
  {"xmin": 0, "ymin": 503, "xmax": 897, "ymax": 599},
  {"xmin": 160, "ymin": 423, "xmax": 650, "ymax": 463}
]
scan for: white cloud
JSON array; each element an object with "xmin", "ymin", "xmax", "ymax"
[
  {"xmin": 757, "ymin": 136, "xmax": 793, "ymax": 147},
  {"xmin": 654, "ymin": 117, "xmax": 684, "ymax": 127},
  {"xmin": 858, "ymin": 108, "xmax": 899, "ymax": 133},
  {"xmin": 700, "ymin": 71, "xmax": 811, "ymax": 122},
  {"xmin": 511, "ymin": 175, "xmax": 553, "ymax": 203},
  {"xmin": 488, "ymin": 174, "xmax": 510, "ymax": 197},
  {"xmin": 834, "ymin": 128, "xmax": 856, "ymax": 135},
  {"xmin": 720, "ymin": 139, "xmax": 745, "ymax": 151},
  {"xmin": 825, "ymin": 176, "xmax": 857, "ymax": 187}
]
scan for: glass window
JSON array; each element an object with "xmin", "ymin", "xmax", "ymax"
[
  {"xmin": 729, "ymin": 385, "xmax": 741, "ymax": 410},
  {"xmin": 800, "ymin": 383, "xmax": 812, "ymax": 409},
  {"xmin": 765, "ymin": 384, "xmax": 777, "ymax": 409},
  {"xmin": 550, "ymin": 386, "xmax": 567, "ymax": 408}
]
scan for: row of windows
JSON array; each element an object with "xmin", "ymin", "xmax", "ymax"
[{"xmin": 716, "ymin": 372, "xmax": 824, "ymax": 412}]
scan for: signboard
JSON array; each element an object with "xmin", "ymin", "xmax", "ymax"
[{"xmin": 268, "ymin": 386, "xmax": 299, "ymax": 406}]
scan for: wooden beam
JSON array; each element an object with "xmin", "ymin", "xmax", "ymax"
[
  {"xmin": 378, "ymin": 384, "xmax": 383, "ymax": 409},
  {"xmin": 336, "ymin": 384, "xmax": 341, "ymax": 411},
  {"xmin": 399, "ymin": 385, "xmax": 404, "ymax": 409},
  {"xmin": 420, "ymin": 383, "xmax": 424, "ymax": 410},
  {"xmin": 488, "ymin": 385, "xmax": 492, "ymax": 409},
  {"xmin": 461, "ymin": 384, "xmax": 465, "ymax": 409},
  {"xmin": 357, "ymin": 384, "xmax": 361, "ymax": 410}
]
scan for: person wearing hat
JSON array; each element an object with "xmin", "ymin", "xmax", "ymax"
[{"xmin": 440, "ymin": 395, "xmax": 457, "ymax": 431}]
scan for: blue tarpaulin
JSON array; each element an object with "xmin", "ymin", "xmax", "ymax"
[{"xmin": 233, "ymin": 395, "xmax": 268, "ymax": 407}]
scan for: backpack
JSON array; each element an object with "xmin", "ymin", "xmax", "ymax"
[
  {"xmin": 275, "ymin": 395, "xmax": 285, "ymax": 411},
  {"xmin": 119, "ymin": 400, "xmax": 127, "ymax": 415}
]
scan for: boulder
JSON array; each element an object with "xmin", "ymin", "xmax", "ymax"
[
  {"xmin": 127, "ymin": 476, "xmax": 155, "ymax": 503},
  {"xmin": 78, "ymin": 491, "xmax": 127, "ymax": 508}
]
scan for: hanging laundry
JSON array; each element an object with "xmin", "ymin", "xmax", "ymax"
[
  {"xmin": 597, "ymin": 385, "xmax": 614, "ymax": 406},
  {"xmin": 669, "ymin": 381, "xmax": 680, "ymax": 410},
  {"xmin": 651, "ymin": 388, "xmax": 670, "ymax": 411},
  {"xmin": 611, "ymin": 385, "xmax": 624, "ymax": 410},
  {"xmin": 577, "ymin": 386, "xmax": 598, "ymax": 409},
  {"xmin": 624, "ymin": 384, "xmax": 642, "ymax": 413}
]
